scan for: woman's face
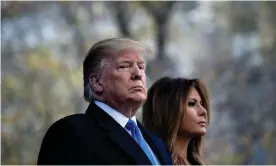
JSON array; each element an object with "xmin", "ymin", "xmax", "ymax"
[{"xmin": 179, "ymin": 87, "xmax": 208, "ymax": 137}]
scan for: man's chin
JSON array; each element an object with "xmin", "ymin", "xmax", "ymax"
[
  {"xmin": 128, "ymin": 94, "xmax": 147, "ymax": 104},
  {"xmin": 132, "ymin": 97, "xmax": 146, "ymax": 103}
]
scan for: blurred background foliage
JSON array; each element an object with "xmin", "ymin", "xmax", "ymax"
[{"xmin": 1, "ymin": 1, "xmax": 276, "ymax": 164}]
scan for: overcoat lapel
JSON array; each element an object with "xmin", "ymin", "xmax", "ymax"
[
  {"xmin": 138, "ymin": 121, "xmax": 171, "ymax": 165},
  {"xmin": 85, "ymin": 103, "xmax": 152, "ymax": 165}
]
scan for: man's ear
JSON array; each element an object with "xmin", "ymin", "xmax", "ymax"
[{"xmin": 89, "ymin": 74, "xmax": 103, "ymax": 93}]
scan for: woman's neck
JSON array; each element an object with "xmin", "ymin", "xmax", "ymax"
[{"xmin": 174, "ymin": 136, "xmax": 191, "ymax": 164}]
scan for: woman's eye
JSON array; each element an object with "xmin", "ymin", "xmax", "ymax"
[
  {"xmin": 200, "ymin": 102, "xmax": 204, "ymax": 106},
  {"xmin": 188, "ymin": 101, "xmax": 196, "ymax": 107}
]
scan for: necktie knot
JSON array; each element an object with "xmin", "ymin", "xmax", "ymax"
[{"xmin": 125, "ymin": 119, "xmax": 136, "ymax": 134}]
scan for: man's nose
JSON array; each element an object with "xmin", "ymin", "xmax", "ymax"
[{"xmin": 131, "ymin": 65, "xmax": 143, "ymax": 79}]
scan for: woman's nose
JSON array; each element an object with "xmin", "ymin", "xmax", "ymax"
[{"xmin": 198, "ymin": 105, "xmax": 207, "ymax": 116}]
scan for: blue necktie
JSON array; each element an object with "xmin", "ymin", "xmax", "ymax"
[{"xmin": 125, "ymin": 119, "xmax": 156, "ymax": 165}]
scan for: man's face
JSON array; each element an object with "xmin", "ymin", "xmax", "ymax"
[{"xmin": 101, "ymin": 49, "xmax": 147, "ymax": 108}]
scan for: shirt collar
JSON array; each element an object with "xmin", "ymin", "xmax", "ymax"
[{"xmin": 94, "ymin": 100, "xmax": 137, "ymax": 128}]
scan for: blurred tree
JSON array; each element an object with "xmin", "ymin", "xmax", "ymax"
[
  {"xmin": 2, "ymin": 2, "xmax": 87, "ymax": 164},
  {"xmin": 2, "ymin": 47, "xmax": 84, "ymax": 164},
  {"xmin": 109, "ymin": 1, "xmax": 133, "ymax": 38},
  {"xmin": 140, "ymin": 1, "xmax": 178, "ymax": 81},
  {"xmin": 141, "ymin": 1, "xmax": 175, "ymax": 60},
  {"xmin": 58, "ymin": 2, "xmax": 87, "ymax": 58},
  {"xmin": 192, "ymin": 1, "xmax": 276, "ymax": 164}
]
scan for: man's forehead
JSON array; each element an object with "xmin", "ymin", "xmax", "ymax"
[{"xmin": 114, "ymin": 50, "xmax": 146, "ymax": 62}]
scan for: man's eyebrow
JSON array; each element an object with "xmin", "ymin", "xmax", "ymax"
[
  {"xmin": 117, "ymin": 60, "xmax": 132, "ymax": 63},
  {"xmin": 117, "ymin": 60, "xmax": 145, "ymax": 64}
]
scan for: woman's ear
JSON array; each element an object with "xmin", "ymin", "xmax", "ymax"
[{"xmin": 89, "ymin": 73, "xmax": 103, "ymax": 93}]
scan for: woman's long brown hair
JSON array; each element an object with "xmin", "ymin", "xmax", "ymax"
[{"xmin": 142, "ymin": 77, "xmax": 210, "ymax": 165}]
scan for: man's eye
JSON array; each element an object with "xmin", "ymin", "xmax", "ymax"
[
  {"xmin": 119, "ymin": 65, "xmax": 129, "ymax": 69},
  {"xmin": 139, "ymin": 66, "xmax": 145, "ymax": 70},
  {"xmin": 188, "ymin": 101, "xmax": 196, "ymax": 107}
]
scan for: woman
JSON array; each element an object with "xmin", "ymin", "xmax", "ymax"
[{"xmin": 143, "ymin": 77, "xmax": 210, "ymax": 165}]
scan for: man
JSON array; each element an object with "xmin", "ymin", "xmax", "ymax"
[{"xmin": 37, "ymin": 38, "xmax": 173, "ymax": 165}]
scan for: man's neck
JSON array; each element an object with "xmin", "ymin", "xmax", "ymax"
[
  {"xmin": 94, "ymin": 100, "xmax": 138, "ymax": 128},
  {"xmin": 96, "ymin": 98, "xmax": 141, "ymax": 118},
  {"xmin": 111, "ymin": 103, "xmax": 139, "ymax": 118}
]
